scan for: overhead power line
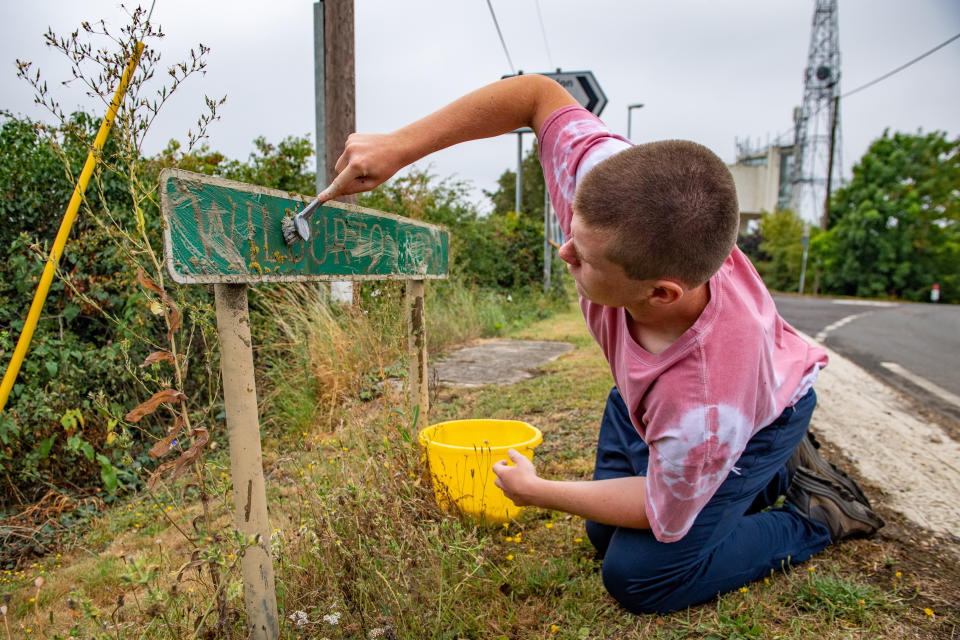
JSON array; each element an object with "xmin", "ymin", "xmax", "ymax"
[
  {"xmin": 842, "ymin": 31, "xmax": 960, "ymax": 98},
  {"xmin": 485, "ymin": 0, "xmax": 515, "ymax": 74},
  {"xmin": 534, "ymin": 0, "xmax": 554, "ymax": 69},
  {"xmin": 765, "ymin": 30, "xmax": 960, "ymax": 149}
]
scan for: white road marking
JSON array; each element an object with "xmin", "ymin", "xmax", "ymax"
[
  {"xmin": 880, "ymin": 362, "xmax": 960, "ymax": 410},
  {"xmin": 830, "ymin": 299, "xmax": 899, "ymax": 308},
  {"xmin": 815, "ymin": 312, "xmax": 870, "ymax": 343}
]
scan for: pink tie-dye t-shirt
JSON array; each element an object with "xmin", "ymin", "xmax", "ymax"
[{"xmin": 538, "ymin": 106, "xmax": 829, "ymax": 543}]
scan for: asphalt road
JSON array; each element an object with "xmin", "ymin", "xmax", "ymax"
[{"xmin": 772, "ymin": 294, "xmax": 960, "ymax": 424}]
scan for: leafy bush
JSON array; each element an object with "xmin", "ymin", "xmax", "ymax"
[
  {"xmin": 1, "ymin": 8, "xmax": 223, "ymax": 538},
  {"xmin": 820, "ymin": 130, "xmax": 959, "ymax": 302}
]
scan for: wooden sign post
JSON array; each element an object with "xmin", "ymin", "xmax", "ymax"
[{"xmin": 160, "ymin": 169, "xmax": 448, "ymax": 639}]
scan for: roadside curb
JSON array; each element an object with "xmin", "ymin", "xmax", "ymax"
[{"xmin": 803, "ymin": 332, "xmax": 960, "ymax": 544}]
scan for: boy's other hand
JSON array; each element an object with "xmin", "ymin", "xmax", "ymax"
[
  {"xmin": 493, "ymin": 448, "xmax": 541, "ymax": 507},
  {"xmin": 318, "ymin": 132, "xmax": 406, "ymax": 202}
]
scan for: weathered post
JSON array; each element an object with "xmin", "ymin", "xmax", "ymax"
[
  {"xmin": 407, "ymin": 279, "xmax": 428, "ymax": 430},
  {"xmin": 214, "ymin": 283, "xmax": 277, "ymax": 639},
  {"xmin": 160, "ymin": 168, "xmax": 448, "ymax": 638}
]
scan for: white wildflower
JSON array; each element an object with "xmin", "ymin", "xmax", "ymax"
[
  {"xmin": 323, "ymin": 612, "xmax": 341, "ymax": 625},
  {"xmin": 288, "ymin": 610, "xmax": 309, "ymax": 629}
]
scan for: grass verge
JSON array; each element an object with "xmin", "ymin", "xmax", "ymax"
[{"xmin": 1, "ymin": 281, "xmax": 957, "ymax": 638}]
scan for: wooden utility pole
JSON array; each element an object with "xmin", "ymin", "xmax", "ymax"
[
  {"xmin": 322, "ymin": 0, "xmax": 357, "ymax": 304},
  {"xmin": 822, "ymin": 95, "xmax": 840, "ymax": 230},
  {"xmin": 324, "ymin": 0, "xmax": 356, "ymax": 203}
]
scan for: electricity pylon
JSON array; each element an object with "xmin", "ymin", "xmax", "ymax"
[{"xmin": 791, "ymin": 0, "xmax": 842, "ymax": 229}]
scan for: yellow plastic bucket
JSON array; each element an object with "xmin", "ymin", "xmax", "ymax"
[{"xmin": 418, "ymin": 419, "xmax": 543, "ymax": 523}]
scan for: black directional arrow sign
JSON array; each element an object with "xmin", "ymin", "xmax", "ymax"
[{"xmin": 503, "ymin": 70, "xmax": 608, "ymax": 117}]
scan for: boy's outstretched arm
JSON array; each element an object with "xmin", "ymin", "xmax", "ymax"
[
  {"xmin": 493, "ymin": 449, "xmax": 651, "ymax": 529},
  {"xmin": 318, "ymin": 74, "xmax": 577, "ymax": 201}
]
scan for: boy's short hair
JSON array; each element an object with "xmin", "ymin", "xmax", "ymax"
[{"xmin": 572, "ymin": 140, "xmax": 739, "ymax": 287}]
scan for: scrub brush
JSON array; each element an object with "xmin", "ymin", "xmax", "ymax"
[{"xmin": 281, "ymin": 198, "xmax": 322, "ymax": 244}]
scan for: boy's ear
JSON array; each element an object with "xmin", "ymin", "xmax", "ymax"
[{"xmin": 647, "ymin": 280, "xmax": 685, "ymax": 306}]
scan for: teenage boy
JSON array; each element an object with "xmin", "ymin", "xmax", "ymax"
[{"xmin": 317, "ymin": 74, "xmax": 882, "ymax": 614}]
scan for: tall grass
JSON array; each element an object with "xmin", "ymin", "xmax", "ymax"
[
  {"xmin": 254, "ymin": 282, "xmax": 406, "ymax": 437},
  {"xmin": 254, "ymin": 278, "xmax": 569, "ymax": 437},
  {"xmin": 427, "ymin": 278, "xmax": 571, "ymax": 353},
  {"xmin": 242, "ymin": 278, "xmax": 576, "ymax": 637}
]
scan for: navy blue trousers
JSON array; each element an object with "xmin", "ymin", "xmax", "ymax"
[{"xmin": 585, "ymin": 387, "xmax": 832, "ymax": 614}]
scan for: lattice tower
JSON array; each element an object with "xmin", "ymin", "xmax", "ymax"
[{"xmin": 791, "ymin": 0, "xmax": 843, "ymax": 227}]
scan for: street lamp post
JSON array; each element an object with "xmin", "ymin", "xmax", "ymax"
[{"xmin": 627, "ymin": 103, "xmax": 644, "ymax": 140}]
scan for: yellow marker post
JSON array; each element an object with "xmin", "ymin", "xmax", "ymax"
[{"xmin": 0, "ymin": 42, "xmax": 144, "ymax": 415}]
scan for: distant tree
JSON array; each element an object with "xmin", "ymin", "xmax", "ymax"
[
  {"xmin": 358, "ymin": 168, "xmax": 484, "ymax": 281},
  {"xmin": 736, "ymin": 228, "xmax": 769, "ymax": 270},
  {"xmin": 155, "ymin": 134, "xmax": 316, "ymax": 194},
  {"xmin": 480, "ymin": 140, "xmax": 554, "ymax": 289},
  {"xmin": 227, "ymin": 135, "xmax": 316, "ymax": 194},
  {"xmin": 755, "ymin": 209, "xmax": 806, "ymax": 292},
  {"xmin": 485, "ymin": 140, "xmax": 547, "ymax": 222},
  {"xmin": 821, "ymin": 130, "xmax": 959, "ymax": 302}
]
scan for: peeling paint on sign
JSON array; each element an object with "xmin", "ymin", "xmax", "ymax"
[{"xmin": 159, "ymin": 169, "xmax": 449, "ymax": 284}]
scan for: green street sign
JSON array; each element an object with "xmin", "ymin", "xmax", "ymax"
[{"xmin": 159, "ymin": 169, "xmax": 449, "ymax": 284}]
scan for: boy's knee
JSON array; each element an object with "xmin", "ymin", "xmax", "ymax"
[
  {"xmin": 599, "ymin": 534, "xmax": 702, "ymax": 615},
  {"xmin": 601, "ymin": 559, "xmax": 674, "ymax": 615}
]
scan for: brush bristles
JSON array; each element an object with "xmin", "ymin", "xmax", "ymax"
[{"xmin": 281, "ymin": 217, "xmax": 300, "ymax": 246}]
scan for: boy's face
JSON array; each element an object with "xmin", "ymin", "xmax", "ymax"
[{"xmin": 559, "ymin": 211, "xmax": 648, "ymax": 308}]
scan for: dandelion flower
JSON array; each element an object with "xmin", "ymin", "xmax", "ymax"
[
  {"xmin": 573, "ymin": 537, "xmax": 583, "ymax": 543},
  {"xmin": 551, "ymin": 624, "xmax": 559, "ymax": 633},
  {"xmin": 808, "ymin": 566, "xmax": 816, "ymax": 572},
  {"xmin": 505, "ymin": 536, "xmax": 513, "ymax": 543},
  {"xmin": 764, "ymin": 578, "xmax": 770, "ymax": 584},
  {"xmin": 739, "ymin": 587, "xmax": 747, "ymax": 593},
  {"xmin": 895, "ymin": 571, "xmax": 902, "ymax": 579},
  {"xmin": 545, "ymin": 522, "xmax": 553, "ymax": 529},
  {"xmin": 924, "ymin": 608, "xmax": 934, "ymax": 617},
  {"xmin": 506, "ymin": 554, "xmax": 514, "ymax": 561}
]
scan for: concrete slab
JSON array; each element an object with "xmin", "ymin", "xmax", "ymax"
[{"xmin": 433, "ymin": 339, "xmax": 574, "ymax": 387}]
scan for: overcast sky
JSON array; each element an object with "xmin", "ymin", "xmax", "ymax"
[{"xmin": 3, "ymin": 1, "xmax": 959, "ymax": 213}]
